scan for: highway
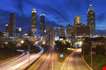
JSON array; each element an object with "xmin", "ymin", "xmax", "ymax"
[
  {"xmin": 0, "ymin": 46, "xmax": 44, "ymax": 70},
  {"xmin": 0, "ymin": 47, "xmax": 92, "ymax": 70},
  {"xmin": 27, "ymin": 48, "xmax": 92, "ymax": 70}
]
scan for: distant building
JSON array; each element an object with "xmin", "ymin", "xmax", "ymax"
[
  {"xmin": 66, "ymin": 4, "xmax": 95, "ymax": 36},
  {"xmin": 66, "ymin": 24, "xmax": 73, "ymax": 38},
  {"xmin": 74, "ymin": 16, "xmax": 81, "ymax": 25},
  {"xmin": 69, "ymin": 16, "xmax": 90, "ymax": 36},
  {"xmin": 55, "ymin": 26, "xmax": 65, "ymax": 38},
  {"xmin": 54, "ymin": 27, "xmax": 59, "ymax": 36},
  {"xmin": 87, "ymin": 4, "xmax": 95, "ymax": 35},
  {"xmin": 59, "ymin": 26, "xmax": 65, "ymax": 38},
  {"xmin": 5, "ymin": 24, "xmax": 8, "ymax": 32},
  {"xmin": 40, "ymin": 14, "xmax": 45, "ymax": 35},
  {"xmin": 45, "ymin": 25, "xmax": 55, "ymax": 46},
  {"xmin": 31, "ymin": 8, "xmax": 37, "ymax": 34},
  {"xmin": 7, "ymin": 13, "xmax": 16, "ymax": 36}
]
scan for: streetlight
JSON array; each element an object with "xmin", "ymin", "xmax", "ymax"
[
  {"xmin": 20, "ymin": 40, "xmax": 24, "ymax": 44},
  {"xmin": 18, "ymin": 27, "xmax": 22, "ymax": 36},
  {"xmin": 42, "ymin": 41, "xmax": 46, "ymax": 45},
  {"xmin": 26, "ymin": 39, "xmax": 31, "ymax": 63},
  {"xmin": 16, "ymin": 27, "xmax": 22, "ymax": 37},
  {"xmin": 91, "ymin": 44, "xmax": 93, "ymax": 67},
  {"xmin": 18, "ymin": 27, "xmax": 22, "ymax": 32},
  {"xmin": 22, "ymin": 39, "xmax": 31, "ymax": 63},
  {"xmin": 4, "ymin": 41, "xmax": 8, "ymax": 45},
  {"xmin": 90, "ymin": 33, "xmax": 93, "ymax": 67}
]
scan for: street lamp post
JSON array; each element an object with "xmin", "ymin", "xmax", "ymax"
[
  {"xmin": 28, "ymin": 46, "xmax": 30, "ymax": 63},
  {"xmin": 90, "ymin": 34, "xmax": 93, "ymax": 67},
  {"xmin": 91, "ymin": 44, "xmax": 93, "ymax": 67},
  {"xmin": 27, "ymin": 39, "xmax": 31, "ymax": 63}
]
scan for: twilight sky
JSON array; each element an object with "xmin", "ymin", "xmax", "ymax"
[{"xmin": 0, "ymin": 0, "xmax": 106, "ymax": 31}]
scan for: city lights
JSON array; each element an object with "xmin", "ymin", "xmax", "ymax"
[
  {"xmin": 20, "ymin": 40, "xmax": 24, "ymax": 44},
  {"xmin": 42, "ymin": 41, "xmax": 46, "ymax": 45},
  {"xmin": 0, "ymin": 0, "xmax": 105, "ymax": 70},
  {"xmin": 55, "ymin": 36, "xmax": 59, "ymax": 41},
  {"xmin": 18, "ymin": 27, "xmax": 22, "ymax": 32},
  {"xmin": 4, "ymin": 41, "xmax": 8, "ymax": 45},
  {"xmin": 74, "ymin": 41, "xmax": 83, "ymax": 48},
  {"xmin": 60, "ymin": 53, "xmax": 64, "ymax": 58},
  {"xmin": 32, "ymin": 8, "xmax": 37, "ymax": 13}
]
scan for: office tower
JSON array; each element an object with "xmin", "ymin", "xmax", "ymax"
[
  {"xmin": 40, "ymin": 14, "xmax": 45, "ymax": 35},
  {"xmin": 5, "ymin": 24, "xmax": 8, "ymax": 32},
  {"xmin": 59, "ymin": 26, "xmax": 65, "ymax": 38},
  {"xmin": 46, "ymin": 26, "xmax": 55, "ymax": 46},
  {"xmin": 73, "ymin": 16, "xmax": 82, "ymax": 36},
  {"xmin": 74, "ymin": 16, "xmax": 81, "ymax": 25},
  {"xmin": 87, "ymin": 4, "xmax": 95, "ymax": 35},
  {"xmin": 31, "ymin": 8, "xmax": 37, "ymax": 34},
  {"xmin": 66, "ymin": 24, "xmax": 72, "ymax": 37},
  {"xmin": 7, "ymin": 13, "xmax": 16, "ymax": 36},
  {"xmin": 72, "ymin": 16, "xmax": 89, "ymax": 36}
]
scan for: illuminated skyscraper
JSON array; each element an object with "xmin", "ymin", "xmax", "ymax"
[
  {"xmin": 40, "ymin": 14, "xmax": 45, "ymax": 35},
  {"xmin": 5, "ymin": 24, "xmax": 8, "ymax": 32},
  {"xmin": 72, "ymin": 16, "xmax": 90, "ymax": 36},
  {"xmin": 74, "ymin": 16, "xmax": 81, "ymax": 25},
  {"xmin": 46, "ymin": 26, "xmax": 55, "ymax": 46},
  {"xmin": 66, "ymin": 24, "xmax": 72, "ymax": 37},
  {"xmin": 87, "ymin": 4, "xmax": 95, "ymax": 35},
  {"xmin": 7, "ymin": 13, "xmax": 16, "ymax": 36},
  {"xmin": 31, "ymin": 8, "xmax": 37, "ymax": 34},
  {"xmin": 73, "ymin": 16, "xmax": 82, "ymax": 36}
]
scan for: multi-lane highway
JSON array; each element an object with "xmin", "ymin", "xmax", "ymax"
[
  {"xmin": 0, "ymin": 46, "xmax": 43, "ymax": 70},
  {"xmin": 0, "ymin": 45, "xmax": 92, "ymax": 70},
  {"xmin": 27, "ymin": 48, "xmax": 92, "ymax": 70}
]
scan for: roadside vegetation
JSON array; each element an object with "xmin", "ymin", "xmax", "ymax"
[{"xmin": 82, "ymin": 37, "xmax": 106, "ymax": 70}]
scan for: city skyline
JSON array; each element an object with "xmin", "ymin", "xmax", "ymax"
[
  {"xmin": 0, "ymin": 0, "xmax": 106, "ymax": 31},
  {"xmin": 0, "ymin": 1, "xmax": 106, "ymax": 70}
]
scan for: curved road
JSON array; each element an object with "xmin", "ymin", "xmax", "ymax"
[
  {"xmin": 27, "ymin": 48, "xmax": 92, "ymax": 70},
  {"xmin": 0, "ymin": 46, "xmax": 44, "ymax": 70}
]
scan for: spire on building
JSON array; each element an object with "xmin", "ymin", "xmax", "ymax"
[
  {"xmin": 87, "ymin": 0, "xmax": 95, "ymax": 35},
  {"xmin": 88, "ymin": 0, "xmax": 94, "ymax": 11},
  {"xmin": 32, "ymin": 8, "xmax": 37, "ymax": 13}
]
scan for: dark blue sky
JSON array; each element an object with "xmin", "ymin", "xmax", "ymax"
[{"xmin": 0, "ymin": 0, "xmax": 106, "ymax": 30}]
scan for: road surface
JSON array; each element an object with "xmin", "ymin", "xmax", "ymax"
[
  {"xmin": 0, "ymin": 46, "xmax": 43, "ymax": 70},
  {"xmin": 27, "ymin": 48, "xmax": 92, "ymax": 70}
]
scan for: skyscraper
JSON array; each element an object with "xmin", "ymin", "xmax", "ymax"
[
  {"xmin": 31, "ymin": 8, "xmax": 37, "ymax": 34},
  {"xmin": 74, "ymin": 16, "xmax": 81, "ymax": 25},
  {"xmin": 7, "ymin": 13, "xmax": 16, "ymax": 36},
  {"xmin": 66, "ymin": 24, "xmax": 72, "ymax": 37},
  {"xmin": 40, "ymin": 14, "xmax": 45, "ymax": 35},
  {"xmin": 46, "ymin": 26, "xmax": 55, "ymax": 47},
  {"xmin": 59, "ymin": 26, "xmax": 65, "ymax": 38},
  {"xmin": 5, "ymin": 24, "xmax": 8, "ymax": 32},
  {"xmin": 71, "ymin": 16, "xmax": 90, "ymax": 36},
  {"xmin": 73, "ymin": 16, "xmax": 83, "ymax": 36},
  {"xmin": 87, "ymin": 4, "xmax": 95, "ymax": 35}
]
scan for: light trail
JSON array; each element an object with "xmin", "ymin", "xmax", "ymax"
[
  {"xmin": 0, "ymin": 53, "xmax": 25, "ymax": 66},
  {"xmin": 27, "ymin": 48, "xmax": 92, "ymax": 70},
  {"xmin": 0, "ymin": 46, "xmax": 43, "ymax": 70}
]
